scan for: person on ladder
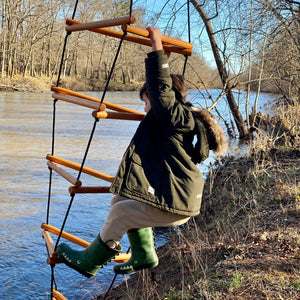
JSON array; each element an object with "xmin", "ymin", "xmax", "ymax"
[{"xmin": 56, "ymin": 27, "xmax": 227, "ymax": 278}]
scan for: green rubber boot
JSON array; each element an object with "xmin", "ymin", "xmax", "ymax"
[
  {"xmin": 56, "ymin": 235, "xmax": 121, "ymax": 278},
  {"xmin": 114, "ymin": 227, "xmax": 158, "ymax": 274}
]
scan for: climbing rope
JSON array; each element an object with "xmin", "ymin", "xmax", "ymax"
[
  {"xmin": 183, "ymin": 0, "xmax": 191, "ymax": 75},
  {"xmin": 46, "ymin": 1, "xmax": 133, "ymax": 298}
]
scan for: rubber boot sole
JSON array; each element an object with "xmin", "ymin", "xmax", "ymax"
[
  {"xmin": 58, "ymin": 253, "xmax": 99, "ymax": 278},
  {"xmin": 115, "ymin": 260, "xmax": 159, "ymax": 274}
]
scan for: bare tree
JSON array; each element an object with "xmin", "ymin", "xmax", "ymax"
[{"xmin": 190, "ymin": 0, "xmax": 249, "ymax": 138}]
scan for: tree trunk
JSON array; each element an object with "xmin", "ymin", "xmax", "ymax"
[{"xmin": 190, "ymin": 0, "xmax": 249, "ymax": 139}]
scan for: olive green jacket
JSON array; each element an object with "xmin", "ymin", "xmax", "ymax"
[{"xmin": 110, "ymin": 50, "xmax": 205, "ymax": 216}]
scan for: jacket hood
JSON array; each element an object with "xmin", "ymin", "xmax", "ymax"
[{"xmin": 192, "ymin": 107, "xmax": 228, "ymax": 156}]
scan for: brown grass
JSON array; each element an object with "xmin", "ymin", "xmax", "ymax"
[{"xmin": 98, "ymin": 101, "xmax": 300, "ymax": 299}]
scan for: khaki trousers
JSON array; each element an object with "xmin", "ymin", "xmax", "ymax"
[{"xmin": 100, "ymin": 195, "xmax": 190, "ymax": 243}]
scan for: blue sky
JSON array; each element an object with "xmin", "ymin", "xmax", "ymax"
[{"xmin": 134, "ymin": 0, "xmax": 217, "ymax": 68}]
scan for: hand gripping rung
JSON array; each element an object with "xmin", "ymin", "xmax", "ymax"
[
  {"xmin": 46, "ymin": 154, "xmax": 115, "ymax": 183},
  {"xmin": 66, "ymin": 16, "xmax": 136, "ymax": 32},
  {"xmin": 122, "ymin": 24, "xmax": 193, "ymax": 49}
]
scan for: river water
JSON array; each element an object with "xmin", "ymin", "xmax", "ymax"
[{"xmin": 0, "ymin": 90, "xmax": 277, "ymax": 299}]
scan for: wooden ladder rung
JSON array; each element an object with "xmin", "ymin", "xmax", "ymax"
[
  {"xmin": 66, "ymin": 19, "xmax": 192, "ymax": 56},
  {"xmin": 41, "ymin": 223, "xmax": 131, "ymax": 263},
  {"xmin": 47, "ymin": 161, "xmax": 82, "ymax": 188},
  {"xmin": 92, "ymin": 110, "xmax": 144, "ymax": 121},
  {"xmin": 122, "ymin": 24, "xmax": 193, "ymax": 49},
  {"xmin": 69, "ymin": 186, "xmax": 111, "ymax": 194},
  {"xmin": 51, "ymin": 86, "xmax": 144, "ymax": 115},
  {"xmin": 42, "ymin": 230, "xmax": 55, "ymax": 255},
  {"xmin": 52, "ymin": 289, "xmax": 68, "ymax": 300},
  {"xmin": 66, "ymin": 16, "xmax": 136, "ymax": 32},
  {"xmin": 52, "ymin": 92, "xmax": 105, "ymax": 110},
  {"xmin": 46, "ymin": 154, "xmax": 114, "ymax": 183}
]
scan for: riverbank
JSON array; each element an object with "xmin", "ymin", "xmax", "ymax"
[
  {"xmin": 0, "ymin": 75, "xmax": 281, "ymax": 94},
  {"xmin": 99, "ymin": 103, "xmax": 300, "ymax": 299},
  {"xmin": 0, "ymin": 76, "xmax": 141, "ymax": 93}
]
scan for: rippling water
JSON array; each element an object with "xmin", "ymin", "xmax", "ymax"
[{"xmin": 0, "ymin": 90, "xmax": 276, "ymax": 299}]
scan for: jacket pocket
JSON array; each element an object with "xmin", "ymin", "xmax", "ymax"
[{"xmin": 125, "ymin": 153, "xmax": 165, "ymax": 200}]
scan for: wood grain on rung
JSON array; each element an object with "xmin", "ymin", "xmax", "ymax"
[
  {"xmin": 46, "ymin": 154, "xmax": 114, "ymax": 183},
  {"xmin": 52, "ymin": 289, "xmax": 68, "ymax": 300},
  {"xmin": 47, "ymin": 161, "xmax": 82, "ymax": 188},
  {"xmin": 52, "ymin": 92, "xmax": 102, "ymax": 110},
  {"xmin": 42, "ymin": 230, "xmax": 55, "ymax": 255},
  {"xmin": 51, "ymin": 86, "xmax": 144, "ymax": 115},
  {"xmin": 65, "ymin": 19, "xmax": 192, "ymax": 56},
  {"xmin": 66, "ymin": 16, "xmax": 136, "ymax": 32},
  {"xmin": 69, "ymin": 186, "xmax": 111, "ymax": 194},
  {"xmin": 92, "ymin": 110, "xmax": 144, "ymax": 120},
  {"xmin": 122, "ymin": 24, "xmax": 193, "ymax": 49}
]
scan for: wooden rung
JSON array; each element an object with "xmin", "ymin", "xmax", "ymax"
[
  {"xmin": 69, "ymin": 186, "xmax": 111, "ymax": 194},
  {"xmin": 92, "ymin": 110, "xmax": 144, "ymax": 121},
  {"xmin": 51, "ymin": 86, "xmax": 144, "ymax": 115},
  {"xmin": 47, "ymin": 161, "xmax": 82, "ymax": 188},
  {"xmin": 46, "ymin": 154, "xmax": 115, "ymax": 183},
  {"xmin": 41, "ymin": 223, "xmax": 89, "ymax": 247},
  {"xmin": 42, "ymin": 230, "xmax": 55, "ymax": 255},
  {"xmin": 65, "ymin": 19, "xmax": 192, "ymax": 56},
  {"xmin": 122, "ymin": 24, "xmax": 193, "ymax": 49},
  {"xmin": 52, "ymin": 92, "xmax": 105, "ymax": 111},
  {"xmin": 52, "ymin": 289, "xmax": 68, "ymax": 300},
  {"xmin": 66, "ymin": 16, "xmax": 136, "ymax": 32},
  {"xmin": 47, "ymin": 256, "xmax": 62, "ymax": 265},
  {"xmin": 41, "ymin": 223, "xmax": 131, "ymax": 263}
]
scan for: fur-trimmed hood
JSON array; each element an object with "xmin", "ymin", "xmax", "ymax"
[{"xmin": 192, "ymin": 107, "xmax": 228, "ymax": 156}]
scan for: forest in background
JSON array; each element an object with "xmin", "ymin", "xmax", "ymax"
[{"xmin": 0, "ymin": 0, "xmax": 299, "ymax": 138}]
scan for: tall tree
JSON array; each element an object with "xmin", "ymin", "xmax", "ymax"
[{"xmin": 190, "ymin": 0, "xmax": 249, "ymax": 138}]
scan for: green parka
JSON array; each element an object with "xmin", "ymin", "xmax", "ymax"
[{"xmin": 110, "ymin": 50, "xmax": 207, "ymax": 217}]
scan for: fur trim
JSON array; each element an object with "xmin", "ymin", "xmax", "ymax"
[{"xmin": 192, "ymin": 107, "xmax": 228, "ymax": 156}]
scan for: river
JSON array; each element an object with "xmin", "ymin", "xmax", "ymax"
[{"xmin": 0, "ymin": 90, "xmax": 277, "ymax": 299}]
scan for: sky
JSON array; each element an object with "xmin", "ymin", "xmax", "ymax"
[{"xmin": 133, "ymin": 0, "xmax": 217, "ymax": 68}]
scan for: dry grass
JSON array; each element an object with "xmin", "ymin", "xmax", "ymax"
[{"xmin": 99, "ymin": 101, "xmax": 300, "ymax": 300}]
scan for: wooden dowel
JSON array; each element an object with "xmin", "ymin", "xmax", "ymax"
[
  {"xmin": 51, "ymin": 86, "xmax": 144, "ymax": 115},
  {"xmin": 41, "ymin": 223, "xmax": 131, "ymax": 263},
  {"xmin": 47, "ymin": 256, "xmax": 62, "ymax": 265},
  {"xmin": 65, "ymin": 19, "xmax": 192, "ymax": 56},
  {"xmin": 92, "ymin": 110, "xmax": 144, "ymax": 121},
  {"xmin": 41, "ymin": 223, "xmax": 89, "ymax": 247},
  {"xmin": 42, "ymin": 230, "xmax": 55, "ymax": 255},
  {"xmin": 66, "ymin": 16, "xmax": 136, "ymax": 32},
  {"xmin": 52, "ymin": 92, "xmax": 103, "ymax": 110},
  {"xmin": 69, "ymin": 186, "xmax": 111, "ymax": 194},
  {"xmin": 47, "ymin": 161, "xmax": 82, "ymax": 188},
  {"xmin": 122, "ymin": 24, "xmax": 193, "ymax": 49},
  {"xmin": 46, "ymin": 154, "xmax": 115, "ymax": 183},
  {"xmin": 52, "ymin": 289, "xmax": 68, "ymax": 300}
]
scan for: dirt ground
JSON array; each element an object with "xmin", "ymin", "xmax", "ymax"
[{"xmin": 98, "ymin": 149, "xmax": 300, "ymax": 299}]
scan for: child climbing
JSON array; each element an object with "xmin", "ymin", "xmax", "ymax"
[{"xmin": 56, "ymin": 27, "xmax": 227, "ymax": 278}]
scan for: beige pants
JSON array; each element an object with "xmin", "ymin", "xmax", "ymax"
[{"xmin": 100, "ymin": 195, "xmax": 190, "ymax": 243}]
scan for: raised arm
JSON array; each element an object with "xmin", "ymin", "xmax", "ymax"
[{"xmin": 146, "ymin": 27, "xmax": 163, "ymax": 51}]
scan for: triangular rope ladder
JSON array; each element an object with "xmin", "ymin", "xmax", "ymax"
[{"xmin": 42, "ymin": 1, "xmax": 192, "ymax": 299}]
